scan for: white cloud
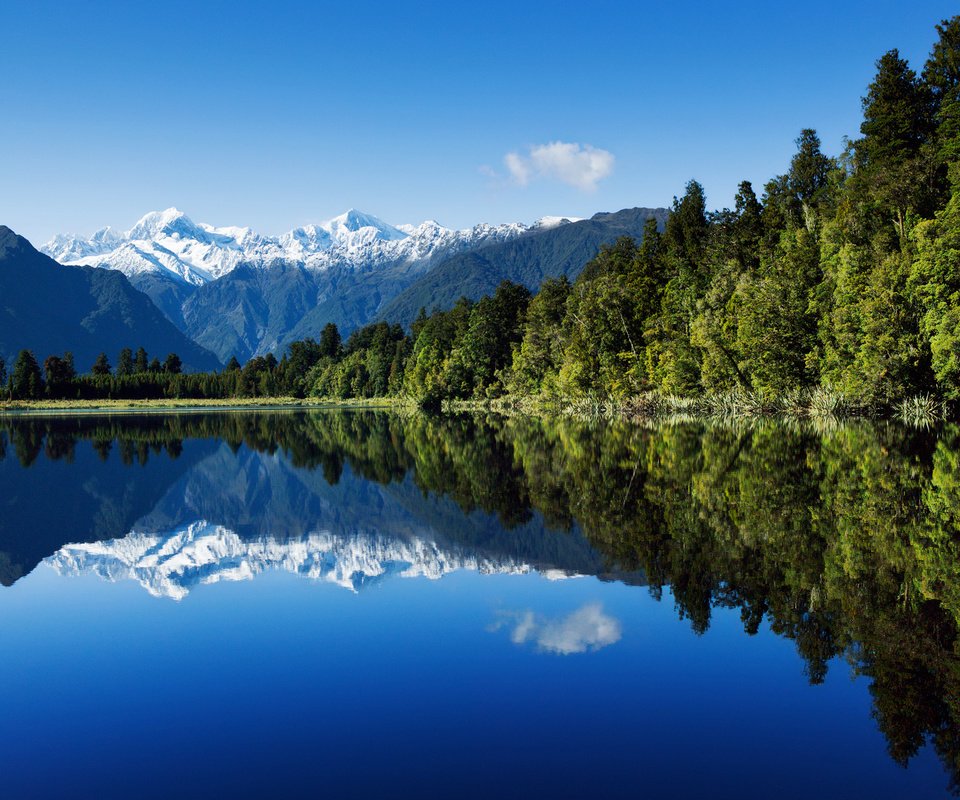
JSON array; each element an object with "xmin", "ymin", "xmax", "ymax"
[
  {"xmin": 503, "ymin": 141, "xmax": 615, "ymax": 192},
  {"xmin": 490, "ymin": 602, "xmax": 622, "ymax": 655}
]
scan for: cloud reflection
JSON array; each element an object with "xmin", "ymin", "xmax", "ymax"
[{"xmin": 491, "ymin": 602, "xmax": 622, "ymax": 655}]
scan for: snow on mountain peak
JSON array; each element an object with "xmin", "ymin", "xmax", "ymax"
[
  {"xmin": 321, "ymin": 209, "xmax": 407, "ymax": 243},
  {"xmin": 533, "ymin": 215, "xmax": 583, "ymax": 230},
  {"xmin": 40, "ymin": 207, "xmax": 557, "ymax": 286},
  {"xmin": 127, "ymin": 207, "xmax": 197, "ymax": 240}
]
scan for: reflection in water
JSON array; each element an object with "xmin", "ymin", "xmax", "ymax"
[
  {"xmin": 1, "ymin": 409, "xmax": 960, "ymax": 790},
  {"xmin": 48, "ymin": 521, "xmax": 538, "ymax": 599},
  {"xmin": 490, "ymin": 603, "xmax": 623, "ymax": 655}
]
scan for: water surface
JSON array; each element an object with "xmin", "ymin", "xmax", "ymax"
[{"xmin": 0, "ymin": 410, "xmax": 956, "ymax": 798}]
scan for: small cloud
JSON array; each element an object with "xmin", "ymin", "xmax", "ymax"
[
  {"xmin": 502, "ymin": 141, "xmax": 614, "ymax": 192},
  {"xmin": 490, "ymin": 602, "xmax": 622, "ymax": 655}
]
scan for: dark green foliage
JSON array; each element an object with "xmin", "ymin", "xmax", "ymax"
[
  {"xmin": 43, "ymin": 353, "xmax": 75, "ymax": 397},
  {"xmin": 116, "ymin": 348, "xmax": 133, "ymax": 377},
  {"xmin": 319, "ymin": 323, "xmax": 342, "ymax": 359},
  {"xmin": 91, "ymin": 352, "xmax": 111, "ymax": 376},
  {"xmin": 310, "ymin": 322, "xmax": 410, "ymax": 400},
  {"xmin": 788, "ymin": 129, "xmax": 834, "ymax": 226},
  {"xmin": 135, "ymin": 347, "xmax": 149, "ymax": 373},
  {"xmin": 855, "ymin": 49, "xmax": 937, "ymax": 239},
  {"xmin": 164, "ymin": 353, "xmax": 182, "ymax": 374},
  {"xmin": 444, "ymin": 281, "xmax": 531, "ymax": 399},
  {"xmin": 644, "ymin": 181, "xmax": 710, "ymax": 394},
  {"xmin": 11, "ymin": 350, "xmax": 43, "ymax": 399},
  {"xmin": 559, "ymin": 237, "xmax": 655, "ymax": 396},
  {"xmin": 509, "ymin": 276, "xmax": 571, "ymax": 395}
]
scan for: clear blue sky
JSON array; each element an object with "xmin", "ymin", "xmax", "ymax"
[{"xmin": 2, "ymin": 0, "xmax": 957, "ymax": 244}]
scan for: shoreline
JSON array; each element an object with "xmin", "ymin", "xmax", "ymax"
[
  {"xmin": 0, "ymin": 390, "xmax": 953, "ymax": 425},
  {"xmin": 0, "ymin": 397, "xmax": 408, "ymax": 415}
]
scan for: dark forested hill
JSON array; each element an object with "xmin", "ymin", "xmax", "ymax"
[
  {"xmin": 0, "ymin": 226, "xmax": 221, "ymax": 371},
  {"xmin": 378, "ymin": 207, "xmax": 669, "ymax": 327}
]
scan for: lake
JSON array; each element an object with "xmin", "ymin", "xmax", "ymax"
[{"xmin": 0, "ymin": 409, "xmax": 956, "ymax": 798}]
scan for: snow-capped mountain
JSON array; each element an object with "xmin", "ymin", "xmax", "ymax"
[
  {"xmin": 46, "ymin": 520, "xmax": 545, "ymax": 600},
  {"xmin": 42, "ymin": 207, "xmax": 550, "ymax": 287}
]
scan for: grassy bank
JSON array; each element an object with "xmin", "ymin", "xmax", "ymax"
[{"xmin": 0, "ymin": 396, "xmax": 410, "ymax": 414}]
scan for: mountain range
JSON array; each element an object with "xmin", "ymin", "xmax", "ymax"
[{"xmin": 42, "ymin": 206, "xmax": 667, "ymax": 363}]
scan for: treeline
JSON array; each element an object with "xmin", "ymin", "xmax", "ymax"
[{"xmin": 0, "ymin": 343, "xmax": 322, "ymax": 401}]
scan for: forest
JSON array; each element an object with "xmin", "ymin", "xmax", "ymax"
[{"xmin": 3, "ymin": 16, "xmax": 960, "ymax": 412}]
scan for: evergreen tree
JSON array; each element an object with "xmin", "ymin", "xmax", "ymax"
[
  {"xmin": 690, "ymin": 182, "xmax": 763, "ymax": 391},
  {"xmin": 911, "ymin": 189, "xmax": 960, "ymax": 396},
  {"xmin": 558, "ymin": 239, "xmax": 653, "ymax": 396},
  {"xmin": 319, "ymin": 323, "xmax": 342, "ymax": 359},
  {"xmin": 11, "ymin": 350, "xmax": 43, "ymax": 399},
  {"xmin": 645, "ymin": 180, "xmax": 710, "ymax": 395},
  {"xmin": 857, "ymin": 49, "xmax": 936, "ymax": 238},
  {"xmin": 135, "ymin": 346, "xmax": 149, "ymax": 373},
  {"xmin": 788, "ymin": 129, "xmax": 834, "ymax": 227},
  {"xmin": 117, "ymin": 347, "xmax": 134, "ymax": 378},
  {"xmin": 922, "ymin": 16, "xmax": 960, "ymax": 190},
  {"xmin": 43, "ymin": 353, "xmax": 77, "ymax": 397},
  {"xmin": 739, "ymin": 228, "xmax": 822, "ymax": 394},
  {"xmin": 164, "ymin": 353, "xmax": 182, "ymax": 374},
  {"xmin": 91, "ymin": 352, "xmax": 111, "ymax": 376}
]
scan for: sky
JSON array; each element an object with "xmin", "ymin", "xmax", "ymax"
[{"xmin": 1, "ymin": 0, "xmax": 957, "ymax": 244}]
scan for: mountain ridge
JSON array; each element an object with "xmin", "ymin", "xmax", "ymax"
[{"xmin": 379, "ymin": 207, "xmax": 669, "ymax": 326}]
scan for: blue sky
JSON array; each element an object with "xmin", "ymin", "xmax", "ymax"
[{"xmin": 2, "ymin": 0, "xmax": 957, "ymax": 243}]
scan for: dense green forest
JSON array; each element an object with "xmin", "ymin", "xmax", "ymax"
[{"xmin": 3, "ymin": 17, "xmax": 960, "ymax": 412}]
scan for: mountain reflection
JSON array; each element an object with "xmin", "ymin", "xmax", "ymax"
[
  {"xmin": 2, "ymin": 409, "xmax": 960, "ymax": 788},
  {"xmin": 47, "ymin": 521, "xmax": 540, "ymax": 599}
]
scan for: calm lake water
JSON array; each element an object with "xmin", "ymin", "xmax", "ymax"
[{"xmin": 0, "ymin": 410, "xmax": 957, "ymax": 798}]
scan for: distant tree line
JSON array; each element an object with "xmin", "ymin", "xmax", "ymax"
[{"xmin": 3, "ymin": 17, "xmax": 960, "ymax": 408}]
